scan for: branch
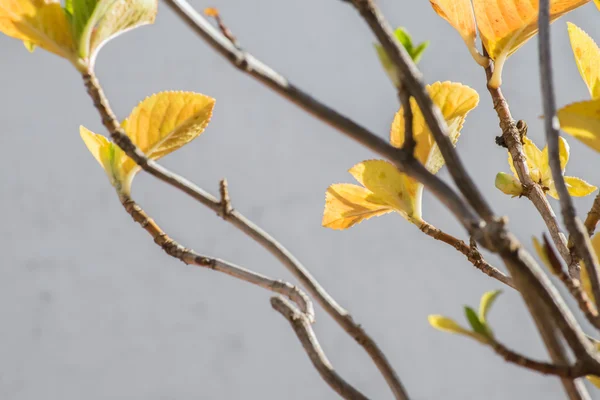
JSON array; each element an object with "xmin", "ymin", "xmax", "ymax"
[
  {"xmin": 119, "ymin": 194, "xmax": 315, "ymax": 320},
  {"xmin": 161, "ymin": 0, "xmax": 600, "ymax": 388},
  {"xmin": 537, "ymin": 0, "xmax": 600, "ymax": 311},
  {"xmin": 490, "ymin": 340, "xmax": 587, "ymax": 378},
  {"xmin": 419, "ymin": 222, "xmax": 514, "ymax": 288},
  {"xmin": 484, "ymin": 65, "xmax": 572, "ymax": 271},
  {"xmin": 271, "ymin": 297, "xmax": 370, "ymax": 400},
  {"xmin": 341, "ymin": 0, "xmax": 600, "ymax": 383},
  {"xmin": 83, "ymin": 69, "xmax": 410, "ymax": 400}
]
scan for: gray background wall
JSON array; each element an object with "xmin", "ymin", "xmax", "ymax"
[{"xmin": 2, "ymin": 1, "xmax": 600, "ymax": 398}]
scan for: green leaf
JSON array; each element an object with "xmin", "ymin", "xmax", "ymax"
[
  {"xmin": 393, "ymin": 27, "xmax": 413, "ymax": 52},
  {"xmin": 374, "ymin": 27, "xmax": 429, "ymax": 86},
  {"xmin": 411, "ymin": 41, "xmax": 430, "ymax": 64},
  {"xmin": 464, "ymin": 306, "xmax": 487, "ymax": 336},
  {"xmin": 70, "ymin": 0, "xmax": 98, "ymax": 47},
  {"xmin": 478, "ymin": 290, "xmax": 502, "ymax": 325}
]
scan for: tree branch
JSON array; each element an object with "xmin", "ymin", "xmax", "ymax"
[
  {"xmin": 490, "ymin": 340, "xmax": 587, "ymax": 378},
  {"xmin": 160, "ymin": 0, "xmax": 600, "ymax": 389},
  {"xmin": 119, "ymin": 194, "xmax": 315, "ymax": 320},
  {"xmin": 537, "ymin": 0, "xmax": 600, "ymax": 311},
  {"xmin": 271, "ymin": 296, "xmax": 370, "ymax": 400},
  {"xmin": 484, "ymin": 64, "xmax": 572, "ymax": 271},
  {"xmin": 83, "ymin": 69, "xmax": 410, "ymax": 399},
  {"xmin": 419, "ymin": 222, "xmax": 514, "ymax": 288}
]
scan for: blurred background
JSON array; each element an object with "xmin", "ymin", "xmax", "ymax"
[{"xmin": 2, "ymin": 1, "xmax": 600, "ymax": 398}]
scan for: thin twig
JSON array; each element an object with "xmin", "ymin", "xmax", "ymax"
[
  {"xmin": 537, "ymin": 0, "xmax": 600, "ymax": 312},
  {"xmin": 119, "ymin": 194, "xmax": 315, "ymax": 321},
  {"xmin": 490, "ymin": 341, "xmax": 586, "ymax": 378},
  {"xmin": 84, "ymin": 67, "xmax": 410, "ymax": 400},
  {"xmin": 483, "ymin": 64, "xmax": 572, "ymax": 271},
  {"xmin": 542, "ymin": 234, "xmax": 600, "ymax": 329},
  {"xmin": 271, "ymin": 297, "xmax": 370, "ymax": 400},
  {"xmin": 419, "ymin": 222, "xmax": 514, "ymax": 288}
]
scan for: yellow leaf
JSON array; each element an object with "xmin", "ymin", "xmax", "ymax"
[
  {"xmin": 81, "ymin": 0, "xmax": 157, "ymax": 63},
  {"xmin": 508, "ymin": 137, "xmax": 545, "ymax": 183},
  {"xmin": 596, "ymin": 0, "xmax": 600, "ymax": 9},
  {"xmin": 349, "ymin": 160, "xmax": 423, "ymax": 223},
  {"xmin": 428, "ymin": 315, "xmax": 490, "ymax": 344},
  {"xmin": 80, "ymin": 91, "xmax": 214, "ymax": 194},
  {"xmin": 0, "ymin": 0, "xmax": 75, "ymax": 60},
  {"xmin": 567, "ymin": 22, "xmax": 600, "ymax": 99},
  {"xmin": 390, "ymin": 81, "xmax": 479, "ymax": 174},
  {"xmin": 428, "ymin": 0, "xmax": 488, "ymax": 65},
  {"xmin": 472, "ymin": 0, "xmax": 588, "ymax": 87},
  {"xmin": 495, "ymin": 172, "xmax": 523, "ymax": 197},
  {"xmin": 118, "ymin": 91, "xmax": 215, "ymax": 189},
  {"xmin": 558, "ymin": 98, "xmax": 600, "ymax": 152},
  {"xmin": 564, "ymin": 176, "xmax": 597, "ymax": 197},
  {"xmin": 322, "ymin": 184, "xmax": 393, "ymax": 230},
  {"xmin": 478, "ymin": 290, "xmax": 502, "ymax": 325},
  {"xmin": 80, "ymin": 126, "xmax": 125, "ymax": 188}
]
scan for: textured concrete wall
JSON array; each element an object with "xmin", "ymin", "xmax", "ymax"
[{"xmin": 1, "ymin": 1, "xmax": 600, "ymax": 398}]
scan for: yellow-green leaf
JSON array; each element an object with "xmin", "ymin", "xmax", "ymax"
[
  {"xmin": 79, "ymin": 0, "xmax": 157, "ymax": 62},
  {"xmin": 478, "ymin": 290, "xmax": 502, "ymax": 325},
  {"xmin": 80, "ymin": 126, "xmax": 125, "ymax": 188},
  {"xmin": 428, "ymin": 315, "xmax": 490, "ymax": 344},
  {"xmin": 322, "ymin": 184, "xmax": 393, "ymax": 230},
  {"xmin": 567, "ymin": 22, "xmax": 600, "ymax": 99},
  {"xmin": 349, "ymin": 160, "xmax": 423, "ymax": 223},
  {"xmin": 428, "ymin": 0, "xmax": 488, "ymax": 66},
  {"xmin": 472, "ymin": 0, "xmax": 588, "ymax": 87},
  {"xmin": 564, "ymin": 176, "xmax": 597, "ymax": 197},
  {"xmin": 0, "ymin": 0, "xmax": 76, "ymax": 60},
  {"xmin": 558, "ymin": 99, "xmax": 600, "ymax": 152},
  {"xmin": 495, "ymin": 172, "xmax": 523, "ymax": 197},
  {"xmin": 390, "ymin": 81, "xmax": 479, "ymax": 174},
  {"xmin": 80, "ymin": 91, "xmax": 215, "ymax": 194}
]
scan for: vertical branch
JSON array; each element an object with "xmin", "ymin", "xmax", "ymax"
[{"xmin": 537, "ymin": 0, "xmax": 600, "ymax": 310}]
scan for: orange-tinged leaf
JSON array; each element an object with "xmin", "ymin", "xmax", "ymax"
[
  {"xmin": 0, "ymin": 0, "xmax": 75, "ymax": 60},
  {"xmin": 349, "ymin": 160, "xmax": 423, "ymax": 222},
  {"xmin": 390, "ymin": 81, "xmax": 479, "ymax": 174},
  {"xmin": 557, "ymin": 98, "xmax": 600, "ymax": 152},
  {"xmin": 473, "ymin": 0, "xmax": 589, "ymax": 87},
  {"xmin": 322, "ymin": 184, "xmax": 393, "ymax": 230},
  {"xmin": 429, "ymin": 0, "xmax": 488, "ymax": 65},
  {"xmin": 567, "ymin": 22, "xmax": 600, "ymax": 99}
]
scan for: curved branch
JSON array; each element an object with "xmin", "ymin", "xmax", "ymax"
[
  {"xmin": 83, "ymin": 69, "xmax": 410, "ymax": 400},
  {"xmin": 419, "ymin": 222, "xmax": 514, "ymax": 288},
  {"xmin": 119, "ymin": 194, "xmax": 314, "ymax": 321},
  {"xmin": 271, "ymin": 297, "xmax": 370, "ymax": 400}
]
